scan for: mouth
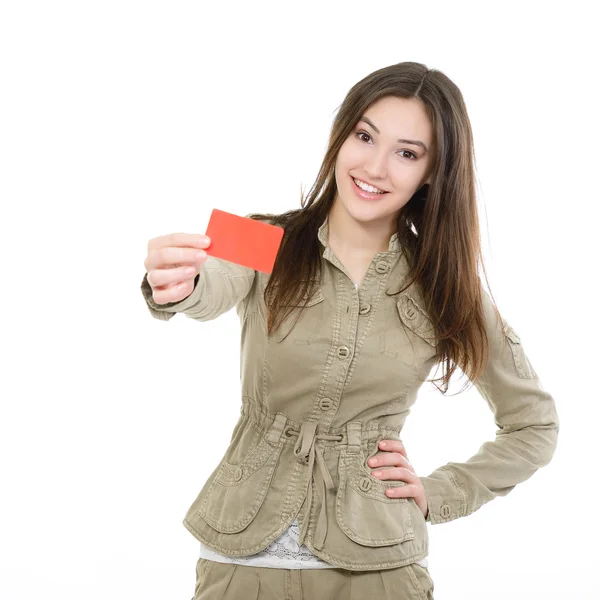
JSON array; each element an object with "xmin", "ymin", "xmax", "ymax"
[{"xmin": 350, "ymin": 176, "xmax": 390, "ymax": 200}]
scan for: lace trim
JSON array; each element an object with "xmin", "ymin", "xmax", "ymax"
[{"xmin": 199, "ymin": 519, "xmax": 429, "ymax": 570}]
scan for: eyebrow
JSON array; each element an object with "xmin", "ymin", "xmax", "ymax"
[{"xmin": 358, "ymin": 116, "xmax": 428, "ymax": 152}]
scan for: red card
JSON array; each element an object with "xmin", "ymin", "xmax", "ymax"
[{"xmin": 204, "ymin": 209, "xmax": 284, "ymax": 274}]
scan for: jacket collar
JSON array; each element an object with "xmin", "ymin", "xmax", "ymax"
[{"xmin": 317, "ymin": 216, "xmax": 401, "ymax": 254}]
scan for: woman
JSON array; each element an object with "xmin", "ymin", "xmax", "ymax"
[{"xmin": 141, "ymin": 61, "xmax": 559, "ymax": 599}]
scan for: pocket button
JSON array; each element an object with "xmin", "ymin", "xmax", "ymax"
[
  {"xmin": 440, "ymin": 504, "xmax": 452, "ymax": 518},
  {"xmin": 359, "ymin": 477, "xmax": 372, "ymax": 492},
  {"xmin": 319, "ymin": 397, "xmax": 333, "ymax": 411},
  {"xmin": 234, "ymin": 467, "xmax": 243, "ymax": 481},
  {"xmin": 405, "ymin": 306, "xmax": 417, "ymax": 320}
]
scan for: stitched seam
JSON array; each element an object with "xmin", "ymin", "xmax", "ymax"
[
  {"xmin": 302, "ymin": 538, "xmax": 429, "ymax": 570},
  {"xmin": 344, "ymin": 265, "xmax": 386, "ymax": 387},
  {"xmin": 306, "ymin": 275, "xmax": 341, "ymax": 425},
  {"xmin": 205, "ymin": 261, "xmax": 254, "ymax": 281},
  {"xmin": 441, "ymin": 465, "xmax": 468, "ymax": 517},
  {"xmin": 407, "ymin": 563, "xmax": 428, "ymax": 600}
]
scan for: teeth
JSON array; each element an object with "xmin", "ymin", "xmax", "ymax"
[{"xmin": 353, "ymin": 177, "xmax": 385, "ymax": 194}]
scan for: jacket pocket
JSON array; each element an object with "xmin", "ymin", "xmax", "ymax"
[
  {"xmin": 263, "ymin": 282, "xmax": 325, "ymax": 344},
  {"xmin": 289, "ymin": 287, "xmax": 325, "ymax": 308},
  {"xmin": 503, "ymin": 322, "xmax": 537, "ymax": 379},
  {"xmin": 262, "ymin": 282, "xmax": 324, "ymax": 308},
  {"xmin": 396, "ymin": 292, "xmax": 438, "ymax": 348},
  {"xmin": 336, "ymin": 445, "xmax": 416, "ymax": 546},
  {"xmin": 197, "ymin": 418, "xmax": 285, "ymax": 533},
  {"xmin": 380, "ymin": 291, "xmax": 438, "ymax": 365}
]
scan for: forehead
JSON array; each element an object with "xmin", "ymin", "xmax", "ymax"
[{"xmin": 360, "ymin": 96, "xmax": 433, "ymax": 146}]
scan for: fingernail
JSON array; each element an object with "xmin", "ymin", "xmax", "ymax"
[
  {"xmin": 380, "ymin": 441, "xmax": 387, "ymax": 447},
  {"xmin": 372, "ymin": 471, "xmax": 382, "ymax": 477}
]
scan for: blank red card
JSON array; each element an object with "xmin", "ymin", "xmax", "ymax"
[{"xmin": 204, "ymin": 209, "xmax": 284, "ymax": 274}]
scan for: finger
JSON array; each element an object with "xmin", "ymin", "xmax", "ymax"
[
  {"xmin": 385, "ymin": 482, "xmax": 419, "ymax": 498},
  {"xmin": 146, "ymin": 247, "xmax": 207, "ymax": 271},
  {"xmin": 371, "ymin": 467, "xmax": 416, "ymax": 482},
  {"xmin": 148, "ymin": 265, "xmax": 198, "ymax": 289},
  {"xmin": 379, "ymin": 439, "xmax": 408, "ymax": 461},
  {"xmin": 148, "ymin": 233, "xmax": 211, "ymax": 252},
  {"xmin": 151, "ymin": 278, "xmax": 195, "ymax": 304},
  {"xmin": 368, "ymin": 451, "xmax": 412, "ymax": 470}
]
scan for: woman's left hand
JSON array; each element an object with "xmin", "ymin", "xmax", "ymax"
[{"xmin": 368, "ymin": 439, "xmax": 429, "ymax": 520}]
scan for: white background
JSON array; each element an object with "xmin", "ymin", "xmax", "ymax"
[{"xmin": 1, "ymin": 1, "xmax": 598, "ymax": 598}]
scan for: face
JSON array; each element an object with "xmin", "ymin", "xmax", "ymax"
[{"xmin": 333, "ymin": 95, "xmax": 435, "ymax": 229}]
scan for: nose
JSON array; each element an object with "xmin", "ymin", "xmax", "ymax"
[{"xmin": 363, "ymin": 149, "xmax": 387, "ymax": 181}]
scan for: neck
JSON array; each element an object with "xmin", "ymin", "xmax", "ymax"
[{"xmin": 327, "ymin": 198, "xmax": 395, "ymax": 255}]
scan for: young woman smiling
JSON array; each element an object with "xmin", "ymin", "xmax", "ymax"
[{"xmin": 142, "ymin": 61, "xmax": 559, "ymax": 600}]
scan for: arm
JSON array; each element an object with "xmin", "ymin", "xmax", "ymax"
[
  {"xmin": 420, "ymin": 285, "xmax": 560, "ymax": 524},
  {"xmin": 140, "ymin": 255, "xmax": 255, "ymax": 322}
]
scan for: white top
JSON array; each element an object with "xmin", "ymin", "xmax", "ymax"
[
  {"xmin": 199, "ymin": 518, "xmax": 429, "ymax": 569},
  {"xmin": 199, "ymin": 282, "xmax": 428, "ymax": 570}
]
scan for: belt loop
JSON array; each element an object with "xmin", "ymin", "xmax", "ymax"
[
  {"xmin": 346, "ymin": 422, "xmax": 362, "ymax": 454},
  {"xmin": 266, "ymin": 413, "xmax": 287, "ymax": 444}
]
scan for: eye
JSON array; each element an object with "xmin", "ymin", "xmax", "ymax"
[
  {"xmin": 355, "ymin": 130, "xmax": 417, "ymax": 160},
  {"xmin": 356, "ymin": 130, "xmax": 372, "ymax": 143},
  {"xmin": 398, "ymin": 150, "xmax": 417, "ymax": 160}
]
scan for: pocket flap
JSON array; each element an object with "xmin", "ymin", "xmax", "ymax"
[
  {"xmin": 262, "ymin": 283, "xmax": 324, "ymax": 308},
  {"xmin": 336, "ymin": 447, "xmax": 416, "ymax": 547},
  {"xmin": 298, "ymin": 287, "xmax": 324, "ymax": 307},
  {"xmin": 502, "ymin": 320, "xmax": 537, "ymax": 378},
  {"xmin": 197, "ymin": 418, "xmax": 285, "ymax": 533},
  {"xmin": 396, "ymin": 292, "xmax": 437, "ymax": 347},
  {"xmin": 503, "ymin": 322, "xmax": 521, "ymax": 344}
]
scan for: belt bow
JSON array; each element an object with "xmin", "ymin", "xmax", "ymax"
[{"xmin": 290, "ymin": 420, "xmax": 343, "ymax": 550}]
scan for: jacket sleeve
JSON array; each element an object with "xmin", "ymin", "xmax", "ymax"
[
  {"xmin": 140, "ymin": 255, "xmax": 255, "ymax": 322},
  {"xmin": 420, "ymin": 284, "xmax": 560, "ymax": 524}
]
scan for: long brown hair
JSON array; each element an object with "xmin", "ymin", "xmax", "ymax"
[{"xmin": 247, "ymin": 61, "xmax": 503, "ymax": 394}]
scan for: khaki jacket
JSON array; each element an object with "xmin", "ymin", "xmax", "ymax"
[{"xmin": 140, "ymin": 217, "xmax": 559, "ymax": 571}]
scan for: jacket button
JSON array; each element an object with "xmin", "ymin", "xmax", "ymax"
[
  {"xmin": 234, "ymin": 467, "xmax": 243, "ymax": 481},
  {"xmin": 404, "ymin": 305, "xmax": 417, "ymax": 320},
  {"xmin": 440, "ymin": 504, "xmax": 452, "ymax": 518},
  {"xmin": 375, "ymin": 261, "xmax": 389, "ymax": 274},
  {"xmin": 359, "ymin": 303, "xmax": 371, "ymax": 315},
  {"xmin": 337, "ymin": 345, "xmax": 351, "ymax": 359},
  {"xmin": 359, "ymin": 477, "xmax": 372, "ymax": 492},
  {"xmin": 319, "ymin": 397, "xmax": 333, "ymax": 411}
]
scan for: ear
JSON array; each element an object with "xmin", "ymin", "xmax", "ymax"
[{"xmin": 423, "ymin": 162, "xmax": 434, "ymax": 186}]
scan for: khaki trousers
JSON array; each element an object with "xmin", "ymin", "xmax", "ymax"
[{"xmin": 192, "ymin": 557, "xmax": 434, "ymax": 600}]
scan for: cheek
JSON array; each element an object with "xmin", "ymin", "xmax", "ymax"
[
  {"xmin": 334, "ymin": 155, "xmax": 353, "ymax": 188},
  {"xmin": 389, "ymin": 168, "xmax": 422, "ymax": 192},
  {"xmin": 336, "ymin": 139, "xmax": 362, "ymax": 168},
  {"xmin": 334, "ymin": 149, "xmax": 349, "ymax": 173}
]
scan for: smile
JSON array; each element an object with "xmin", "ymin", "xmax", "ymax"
[
  {"xmin": 350, "ymin": 176, "xmax": 389, "ymax": 200},
  {"xmin": 352, "ymin": 177, "xmax": 387, "ymax": 193}
]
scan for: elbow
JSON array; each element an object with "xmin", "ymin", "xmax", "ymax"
[{"xmin": 533, "ymin": 420, "xmax": 560, "ymax": 468}]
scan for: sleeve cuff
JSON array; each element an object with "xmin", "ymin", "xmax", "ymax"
[
  {"xmin": 420, "ymin": 466, "xmax": 468, "ymax": 525},
  {"xmin": 140, "ymin": 272, "xmax": 202, "ymax": 321}
]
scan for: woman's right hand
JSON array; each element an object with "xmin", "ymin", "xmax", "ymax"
[{"xmin": 144, "ymin": 233, "xmax": 212, "ymax": 305}]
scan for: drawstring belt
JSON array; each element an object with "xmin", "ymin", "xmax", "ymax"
[{"xmin": 289, "ymin": 420, "xmax": 343, "ymax": 550}]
